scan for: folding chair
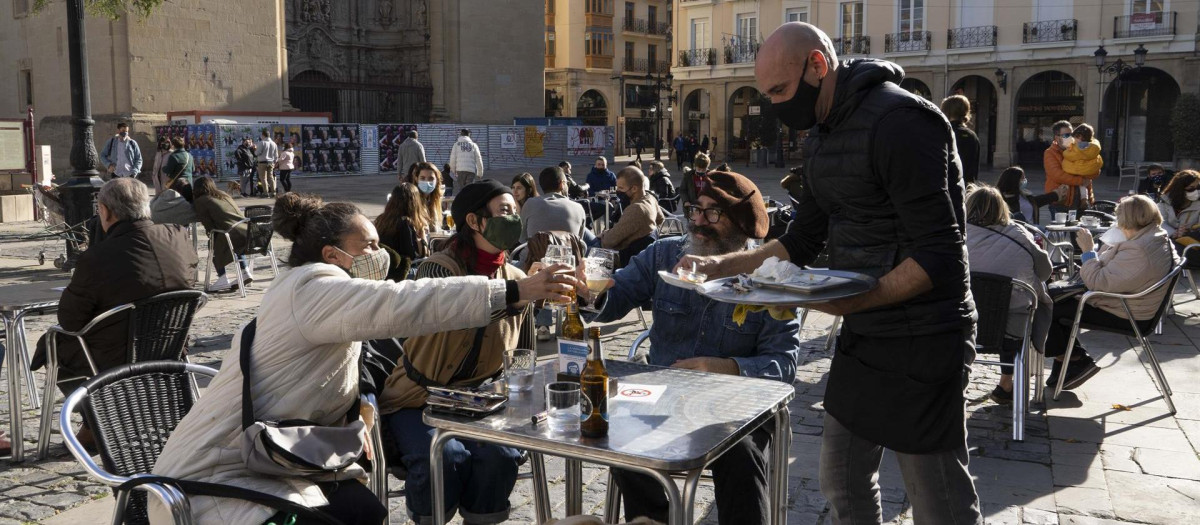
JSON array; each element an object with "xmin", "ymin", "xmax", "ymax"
[
  {"xmin": 970, "ymin": 272, "xmax": 1039, "ymax": 441},
  {"xmin": 1117, "ymin": 165, "xmax": 1139, "ymax": 192},
  {"xmin": 38, "ymin": 290, "xmax": 207, "ymax": 459},
  {"xmin": 60, "ymin": 361, "xmax": 217, "ymax": 525},
  {"xmin": 203, "ymin": 216, "xmax": 280, "ymax": 298},
  {"xmin": 1052, "ymin": 253, "xmax": 1190, "ymax": 414}
]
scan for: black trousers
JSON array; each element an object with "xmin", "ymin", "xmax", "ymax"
[
  {"xmin": 1045, "ymin": 295, "xmax": 1152, "ymax": 358},
  {"xmin": 278, "ymin": 169, "xmax": 293, "ymax": 192},
  {"xmin": 262, "ymin": 480, "xmax": 386, "ymax": 525},
  {"xmin": 611, "ymin": 422, "xmax": 773, "ymax": 525}
]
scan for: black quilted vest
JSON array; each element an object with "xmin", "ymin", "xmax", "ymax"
[{"xmin": 802, "ymin": 59, "xmax": 973, "ymax": 338}]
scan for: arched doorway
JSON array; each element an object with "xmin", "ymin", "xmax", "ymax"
[
  {"xmin": 900, "ymin": 78, "xmax": 932, "ymax": 101},
  {"xmin": 289, "ymin": 70, "xmax": 339, "ymax": 117},
  {"xmin": 1014, "ymin": 71, "xmax": 1084, "ymax": 167},
  {"xmin": 727, "ymin": 86, "xmax": 768, "ymax": 161},
  {"xmin": 950, "ymin": 75, "xmax": 999, "ymax": 167},
  {"xmin": 683, "ymin": 89, "xmax": 707, "ymax": 140},
  {"xmin": 1101, "ymin": 67, "xmax": 1179, "ymax": 167},
  {"xmin": 577, "ymin": 90, "xmax": 608, "ymax": 126}
]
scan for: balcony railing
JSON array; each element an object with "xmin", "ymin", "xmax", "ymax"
[
  {"xmin": 623, "ymin": 17, "xmax": 647, "ymax": 33},
  {"xmin": 648, "ymin": 20, "xmax": 670, "ymax": 36},
  {"xmin": 586, "ymin": 55, "xmax": 613, "ymax": 69},
  {"xmin": 948, "ymin": 25, "xmax": 997, "ymax": 49},
  {"xmin": 1114, "ymin": 11, "xmax": 1176, "ymax": 38},
  {"xmin": 623, "ymin": 57, "xmax": 671, "ymax": 74},
  {"xmin": 678, "ymin": 48, "xmax": 716, "ymax": 67},
  {"xmin": 723, "ymin": 41, "xmax": 760, "ymax": 64},
  {"xmin": 833, "ymin": 35, "xmax": 871, "ymax": 55},
  {"xmin": 884, "ymin": 31, "xmax": 931, "ymax": 53},
  {"xmin": 1023, "ymin": 19, "xmax": 1077, "ymax": 44}
]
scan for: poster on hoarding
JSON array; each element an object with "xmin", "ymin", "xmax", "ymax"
[
  {"xmin": 218, "ymin": 124, "xmax": 258, "ymax": 180},
  {"xmin": 500, "ymin": 131, "xmax": 518, "ymax": 149},
  {"xmin": 376, "ymin": 124, "xmax": 419, "ymax": 173},
  {"xmin": 185, "ymin": 124, "xmax": 220, "ymax": 179},
  {"xmin": 567, "ymin": 126, "xmax": 607, "ymax": 155},
  {"xmin": 300, "ymin": 124, "xmax": 361, "ymax": 174},
  {"xmin": 270, "ymin": 124, "xmax": 303, "ymax": 171},
  {"xmin": 523, "ymin": 126, "xmax": 545, "ymax": 158}
]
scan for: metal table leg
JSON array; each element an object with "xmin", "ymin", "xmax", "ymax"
[
  {"xmin": 4, "ymin": 313, "xmax": 24, "ymax": 462},
  {"xmin": 530, "ymin": 452, "xmax": 552, "ymax": 524},
  {"xmin": 565, "ymin": 458, "xmax": 583, "ymax": 516},
  {"xmin": 430, "ymin": 429, "xmax": 452, "ymax": 525},
  {"xmin": 679, "ymin": 469, "xmax": 703, "ymax": 525},
  {"xmin": 771, "ymin": 406, "xmax": 792, "ymax": 524},
  {"xmin": 15, "ymin": 316, "xmax": 40, "ymax": 410}
]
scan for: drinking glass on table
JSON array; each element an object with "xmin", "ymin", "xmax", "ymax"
[
  {"xmin": 504, "ymin": 349, "xmax": 536, "ymax": 393},
  {"xmin": 545, "ymin": 382, "xmax": 581, "ymax": 435}
]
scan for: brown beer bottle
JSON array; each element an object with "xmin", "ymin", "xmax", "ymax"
[
  {"xmin": 561, "ymin": 290, "xmax": 585, "ymax": 342},
  {"xmin": 581, "ymin": 327, "xmax": 609, "ymax": 438}
]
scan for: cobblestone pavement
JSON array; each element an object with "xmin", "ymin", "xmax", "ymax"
[{"xmin": 2, "ymin": 170, "xmax": 1198, "ymax": 524}]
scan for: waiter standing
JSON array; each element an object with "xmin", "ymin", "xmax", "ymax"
[{"xmin": 678, "ymin": 23, "xmax": 982, "ymax": 524}]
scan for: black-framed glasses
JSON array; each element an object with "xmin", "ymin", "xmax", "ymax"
[{"xmin": 684, "ymin": 204, "xmax": 725, "ymax": 224}]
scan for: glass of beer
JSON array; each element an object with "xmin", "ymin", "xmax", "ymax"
[
  {"xmin": 542, "ymin": 253, "xmax": 576, "ymax": 307},
  {"xmin": 584, "ymin": 248, "xmax": 618, "ymax": 295}
]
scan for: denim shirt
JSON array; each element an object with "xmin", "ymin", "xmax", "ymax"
[{"xmin": 594, "ymin": 237, "xmax": 801, "ymax": 383}]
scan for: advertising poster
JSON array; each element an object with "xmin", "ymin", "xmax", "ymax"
[
  {"xmin": 376, "ymin": 124, "xmax": 418, "ymax": 173},
  {"xmin": 567, "ymin": 126, "xmax": 606, "ymax": 156},
  {"xmin": 270, "ymin": 124, "xmax": 303, "ymax": 171},
  {"xmin": 500, "ymin": 131, "xmax": 518, "ymax": 149},
  {"xmin": 185, "ymin": 124, "xmax": 220, "ymax": 178},
  {"xmin": 523, "ymin": 126, "xmax": 545, "ymax": 158},
  {"xmin": 218, "ymin": 124, "xmax": 257, "ymax": 179},
  {"xmin": 154, "ymin": 125, "xmax": 188, "ymax": 146},
  {"xmin": 301, "ymin": 124, "xmax": 361, "ymax": 174}
]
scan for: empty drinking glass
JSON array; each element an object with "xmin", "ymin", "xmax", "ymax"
[
  {"xmin": 545, "ymin": 382, "xmax": 581, "ymax": 435},
  {"xmin": 505, "ymin": 349, "xmax": 536, "ymax": 393}
]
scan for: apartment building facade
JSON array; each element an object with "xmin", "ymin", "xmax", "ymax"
[
  {"xmin": 672, "ymin": 0, "xmax": 1200, "ymax": 170},
  {"xmin": 545, "ymin": 0, "xmax": 675, "ymax": 153}
]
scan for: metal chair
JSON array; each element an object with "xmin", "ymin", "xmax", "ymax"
[
  {"xmin": 1117, "ymin": 165, "xmax": 1139, "ymax": 192},
  {"xmin": 242, "ymin": 205, "xmax": 272, "ymax": 219},
  {"xmin": 61, "ymin": 361, "xmax": 216, "ymax": 525},
  {"xmin": 1052, "ymin": 249, "xmax": 1193, "ymax": 414},
  {"xmin": 1092, "ymin": 200, "xmax": 1119, "ymax": 214},
  {"xmin": 658, "ymin": 216, "xmax": 686, "ymax": 239},
  {"xmin": 37, "ymin": 290, "xmax": 208, "ymax": 459},
  {"xmin": 203, "ymin": 216, "xmax": 281, "ymax": 298},
  {"xmin": 970, "ymin": 272, "xmax": 1039, "ymax": 441},
  {"xmin": 362, "ymin": 393, "xmax": 391, "ymax": 523}
]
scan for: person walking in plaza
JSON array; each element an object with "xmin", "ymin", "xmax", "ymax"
[
  {"xmin": 257, "ymin": 130, "xmax": 279, "ymax": 198},
  {"xmin": 587, "ymin": 171, "xmax": 801, "ymax": 525},
  {"xmin": 449, "ymin": 128, "xmax": 484, "ymax": 186},
  {"xmin": 380, "ymin": 180, "xmax": 535, "ymax": 525},
  {"xmin": 633, "ymin": 134, "xmax": 645, "ymax": 159},
  {"xmin": 673, "ymin": 134, "xmax": 687, "ymax": 171},
  {"xmin": 680, "ymin": 23, "xmax": 983, "ymax": 524},
  {"xmin": 275, "ymin": 143, "xmax": 296, "ymax": 193},
  {"xmin": 1045, "ymin": 120, "xmax": 1090, "ymax": 215},
  {"xmin": 700, "ymin": 134, "xmax": 711, "ymax": 155},
  {"xmin": 963, "ymin": 184, "xmax": 1053, "ymax": 404},
  {"xmin": 161, "ymin": 137, "xmax": 194, "ymax": 188},
  {"xmin": 150, "ymin": 191, "xmax": 577, "ymax": 525},
  {"xmin": 100, "ymin": 122, "xmax": 142, "ymax": 180},
  {"xmin": 942, "ymin": 95, "xmax": 980, "ymax": 185},
  {"xmin": 191, "ymin": 176, "xmax": 253, "ymax": 291},
  {"xmin": 996, "ymin": 166, "xmax": 1067, "ymax": 225},
  {"xmin": 396, "ymin": 129, "xmax": 427, "ymax": 177},
  {"xmin": 235, "ymin": 137, "xmax": 257, "ymax": 197},
  {"xmin": 151, "ymin": 137, "xmax": 171, "ymax": 192},
  {"xmin": 1061, "ymin": 123, "xmax": 1104, "ymax": 205},
  {"xmin": 408, "ymin": 161, "xmax": 446, "ymax": 231}
]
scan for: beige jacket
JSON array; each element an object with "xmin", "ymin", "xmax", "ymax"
[
  {"xmin": 601, "ymin": 193, "xmax": 664, "ymax": 250},
  {"xmin": 1081, "ymin": 226, "xmax": 1178, "ymax": 320},
  {"xmin": 150, "ymin": 263, "xmax": 504, "ymax": 524}
]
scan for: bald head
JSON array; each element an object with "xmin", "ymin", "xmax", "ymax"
[{"xmin": 756, "ymin": 22, "xmax": 837, "ymax": 104}]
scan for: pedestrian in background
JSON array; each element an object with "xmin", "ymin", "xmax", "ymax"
[
  {"xmin": 235, "ymin": 137, "xmax": 257, "ymax": 197},
  {"xmin": 942, "ymin": 95, "xmax": 980, "ymax": 185},
  {"xmin": 449, "ymin": 128, "xmax": 484, "ymax": 186},
  {"xmin": 100, "ymin": 122, "xmax": 142, "ymax": 180},
  {"xmin": 396, "ymin": 129, "xmax": 426, "ymax": 177},
  {"xmin": 151, "ymin": 137, "xmax": 171, "ymax": 192},
  {"xmin": 276, "ymin": 143, "xmax": 296, "ymax": 194},
  {"xmin": 257, "ymin": 130, "xmax": 279, "ymax": 198},
  {"xmin": 161, "ymin": 137, "xmax": 194, "ymax": 188}
]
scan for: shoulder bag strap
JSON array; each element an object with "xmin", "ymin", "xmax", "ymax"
[
  {"xmin": 117, "ymin": 476, "xmax": 345, "ymax": 525},
  {"xmin": 400, "ymin": 326, "xmax": 487, "ymax": 389},
  {"xmin": 240, "ymin": 319, "xmax": 258, "ymax": 431}
]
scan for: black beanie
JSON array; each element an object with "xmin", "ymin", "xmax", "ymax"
[{"xmin": 451, "ymin": 179, "xmax": 511, "ymax": 227}]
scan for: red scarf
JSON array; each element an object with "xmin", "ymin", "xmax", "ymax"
[
  {"xmin": 692, "ymin": 171, "xmax": 708, "ymax": 196},
  {"xmin": 475, "ymin": 247, "xmax": 506, "ymax": 276}
]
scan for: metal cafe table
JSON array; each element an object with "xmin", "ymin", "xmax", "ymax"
[
  {"xmin": 425, "ymin": 360, "xmax": 795, "ymax": 525},
  {"xmin": 1, "ymin": 279, "xmax": 69, "ymax": 463}
]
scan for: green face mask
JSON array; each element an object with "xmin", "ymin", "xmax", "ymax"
[{"xmin": 479, "ymin": 213, "xmax": 522, "ymax": 251}]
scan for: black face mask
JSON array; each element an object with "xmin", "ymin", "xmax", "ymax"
[
  {"xmin": 772, "ymin": 54, "xmax": 825, "ymax": 130},
  {"xmin": 616, "ymin": 191, "xmax": 632, "ymax": 207}
]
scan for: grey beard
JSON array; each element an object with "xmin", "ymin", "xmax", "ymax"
[{"xmin": 681, "ymin": 232, "xmax": 747, "ymax": 257}]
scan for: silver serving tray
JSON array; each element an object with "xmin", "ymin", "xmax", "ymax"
[{"xmin": 698, "ymin": 269, "xmax": 877, "ymax": 306}]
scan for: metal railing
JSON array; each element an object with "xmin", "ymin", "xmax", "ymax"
[
  {"xmin": 623, "ymin": 58, "xmax": 671, "ymax": 74},
  {"xmin": 1023, "ymin": 19, "xmax": 1077, "ymax": 44},
  {"xmin": 678, "ymin": 48, "xmax": 716, "ymax": 67},
  {"xmin": 833, "ymin": 35, "xmax": 871, "ymax": 55},
  {"xmin": 623, "ymin": 17, "xmax": 647, "ymax": 33},
  {"xmin": 648, "ymin": 21, "xmax": 671, "ymax": 36},
  {"xmin": 1114, "ymin": 11, "xmax": 1176, "ymax": 38},
  {"xmin": 948, "ymin": 25, "xmax": 997, "ymax": 49},
  {"xmin": 884, "ymin": 31, "xmax": 931, "ymax": 53},
  {"xmin": 723, "ymin": 41, "xmax": 760, "ymax": 64}
]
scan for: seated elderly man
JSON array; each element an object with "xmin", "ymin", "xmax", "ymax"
[
  {"xmin": 597, "ymin": 167, "xmax": 664, "ymax": 265},
  {"xmin": 585, "ymin": 171, "xmax": 801, "ymax": 525},
  {"xmin": 31, "ymin": 178, "xmax": 197, "ymax": 443},
  {"xmin": 520, "ymin": 166, "xmax": 593, "ymax": 243}
]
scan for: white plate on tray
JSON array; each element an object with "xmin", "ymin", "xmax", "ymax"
[{"xmin": 659, "ymin": 269, "xmax": 877, "ymax": 306}]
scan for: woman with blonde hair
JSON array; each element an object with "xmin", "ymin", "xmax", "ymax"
[
  {"xmin": 407, "ymin": 161, "xmax": 444, "ymax": 231},
  {"xmin": 1046, "ymin": 195, "xmax": 1178, "ymax": 390},
  {"xmin": 963, "ymin": 184, "xmax": 1052, "ymax": 403}
]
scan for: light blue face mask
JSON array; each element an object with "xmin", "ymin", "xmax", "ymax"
[
  {"xmin": 1020, "ymin": 179, "xmax": 1028, "ymax": 190},
  {"xmin": 417, "ymin": 181, "xmax": 437, "ymax": 194}
]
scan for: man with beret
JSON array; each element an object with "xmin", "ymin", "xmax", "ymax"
[{"xmin": 585, "ymin": 171, "xmax": 802, "ymax": 525}]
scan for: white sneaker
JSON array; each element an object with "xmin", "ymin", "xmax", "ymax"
[{"xmin": 208, "ymin": 274, "xmax": 231, "ymax": 292}]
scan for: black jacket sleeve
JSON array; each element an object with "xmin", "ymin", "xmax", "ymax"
[{"xmin": 873, "ymin": 108, "xmax": 968, "ymax": 289}]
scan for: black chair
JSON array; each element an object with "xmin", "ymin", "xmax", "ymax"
[
  {"xmin": 242, "ymin": 205, "xmax": 272, "ymax": 219},
  {"xmin": 60, "ymin": 361, "xmax": 216, "ymax": 525},
  {"xmin": 1091, "ymin": 200, "xmax": 1119, "ymax": 214},
  {"xmin": 204, "ymin": 215, "xmax": 281, "ymax": 298},
  {"xmin": 37, "ymin": 290, "xmax": 208, "ymax": 459},
  {"xmin": 970, "ymin": 272, "xmax": 1039, "ymax": 441},
  {"xmin": 1052, "ymin": 247, "xmax": 1194, "ymax": 414}
]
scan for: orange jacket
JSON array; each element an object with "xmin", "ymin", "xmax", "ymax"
[{"xmin": 1044, "ymin": 145, "xmax": 1090, "ymax": 208}]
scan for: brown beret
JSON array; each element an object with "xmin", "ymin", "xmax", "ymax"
[{"xmin": 699, "ymin": 171, "xmax": 768, "ymax": 238}]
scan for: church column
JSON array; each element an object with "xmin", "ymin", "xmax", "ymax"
[
  {"xmin": 429, "ymin": 0, "xmax": 450, "ymax": 121},
  {"xmin": 278, "ymin": 0, "xmax": 293, "ymax": 110}
]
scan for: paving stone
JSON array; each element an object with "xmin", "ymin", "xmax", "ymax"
[
  {"xmin": 0, "ymin": 499, "xmax": 56, "ymax": 521},
  {"xmin": 1098, "ymin": 444, "xmax": 1142, "ymax": 474},
  {"xmin": 1059, "ymin": 515, "xmax": 1151, "ymax": 525},
  {"xmin": 1130, "ymin": 447, "xmax": 1200, "ymax": 480},
  {"xmin": 1106, "ymin": 470, "xmax": 1200, "ymax": 524},
  {"xmin": 979, "ymin": 503, "xmax": 1022, "ymax": 525},
  {"xmin": 1052, "ymin": 486, "xmax": 1115, "ymax": 519},
  {"xmin": 1052, "ymin": 465, "xmax": 1108, "ymax": 490},
  {"xmin": 1020, "ymin": 507, "xmax": 1059, "ymax": 525},
  {"xmin": 24, "ymin": 491, "xmax": 89, "ymax": 510}
]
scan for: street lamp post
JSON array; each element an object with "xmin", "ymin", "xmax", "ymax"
[
  {"xmin": 1094, "ymin": 44, "xmax": 1148, "ymax": 176},
  {"xmin": 644, "ymin": 71, "xmax": 674, "ymax": 161},
  {"xmin": 62, "ymin": 0, "xmax": 104, "ymax": 266}
]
